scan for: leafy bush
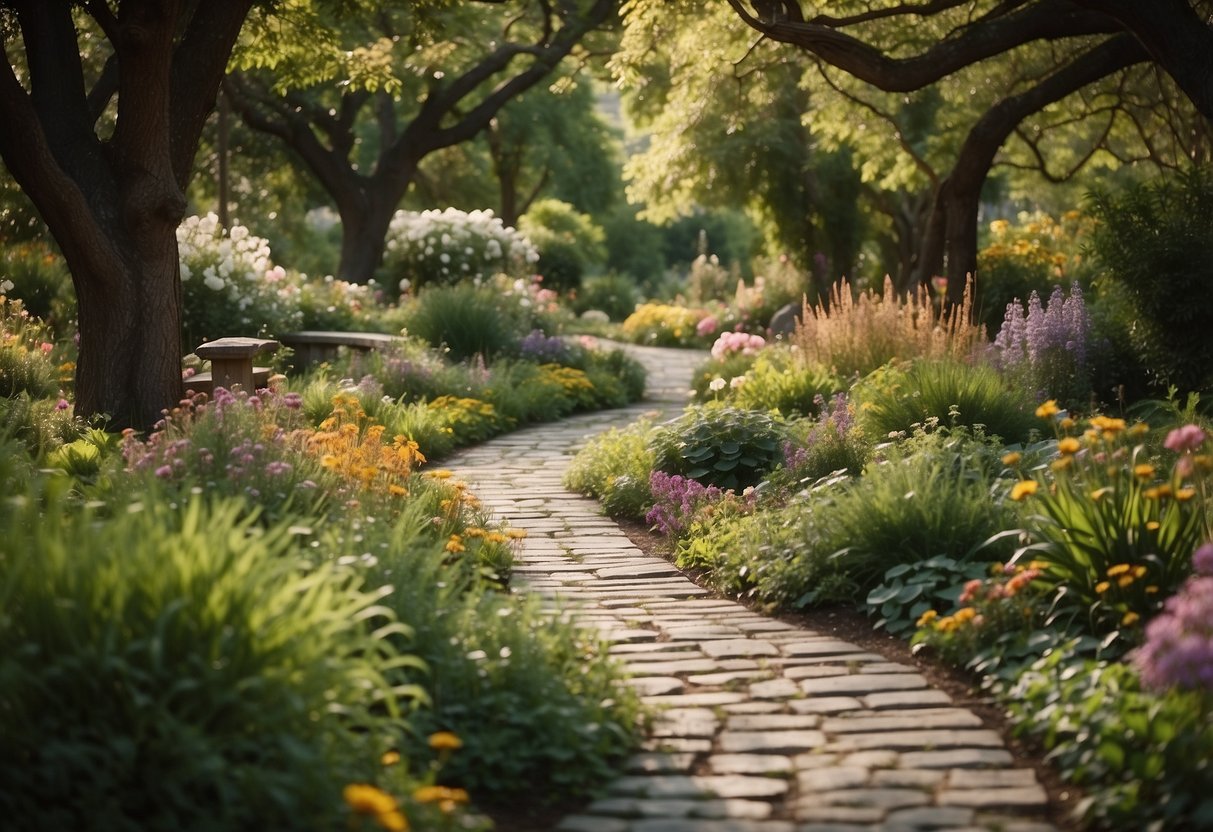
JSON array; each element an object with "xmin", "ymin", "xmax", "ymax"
[
  {"xmin": 383, "ymin": 207, "xmax": 538, "ymax": 290},
  {"xmin": 176, "ymin": 213, "xmax": 303, "ymax": 347},
  {"xmin": 867, "ymin": 556, "xmax": 990, "ymax": 637},
  {"xmin": 621, "ymin": 302, "xmax": 711, "ymax": 347},
  {"xmin": 366, "ymin": 509, "xmax": 643, "ymax": 804},
  {"xmin": 1008, "ymin": 645, "xmax": 1213, "ymax": 829},
  {"xmin": 691, "ymin": 351, "xmax": 760, "ymax": 401},
  {"xmin": 573, "ymin": 272, "xmax": 640, "ymax": 321},
  {"xmin": 518, "ymin": 198, "xmax": 606, "ymax": 292},
  {"xmin": 793, "ymin": 276, "xmax": 986, "ymax": 381},
  {"xmin": 0, "ymin": 491, "xmax": 405, "ymax": 832},
  {"xmin": 0, "ymin": 241, "xmax": 75, "ymax": 326},
  {"xmin": 827, "ymin": 430, "xmax": 1017, "ymax": 589},
  {"xmin": 730, "ymin": 354, "xmax": 840, "ymax": 418},
  {"xmin": 0, "ymin": 296, "xmax": 60, "ymax": 399},
  {"xmin": 404, "ymin": 282, "xmax": 529, "ymax": 361},
  {"xmin": 854, "ymin": 359, "xmax": 1038, "ymax": 444},
  {"xmin": 975, "ymin": 210, "xmax": 1095, "ymax": 335},
  {"xmin": 1011, "ymin": 411, "xmax": 1206, "ymax": 646},
  {"xmin": 1088, "ymin": 168, "xmax": 1213, "ymax": 394},
  {"xmin": 651, "ymin": 404, "xmax": 787, "ymax": 491},
  {"xmin": 296, "ymin": 275, "xmax": 382, "ymax": 332},
  {"xmin": 563, "ymin": 418, "xmax": 658, "ymax": 520}
]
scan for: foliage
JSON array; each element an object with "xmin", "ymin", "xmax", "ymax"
[
  {"xmin": 518, "ymin": 198, "xmax": 606, "ymax": 292},
  {"xmin": 0, "ymin": 241, "xmax": 75, "ymax": 327},
  {"xmin": 910, "ymin": 560, "xmax": 1050, "ymax": 670},
  {"xmin": 0, "ymin": 490, "xmax": 407, "ymax": 832},
  {"xmin": 868, "ymin": 555, "xmax": 991, "ymax": 637},
  {"xmin": 372, "ymin": 521, "xmax": 644, "ymax": 804},
  {"xmin": 403, "ymin": 282, "xmax": 530, "ymax": 361},
  {"xmin": 645, "ymin": 470, "xmax": 724, "ymax": 537},
  {"xmin": 690, "ymin": 350, "xmax": 760, "ymax": 401},
  {"xmin": 1088, "ymin": 168, "xmax": 1213, "ymax": 394},
  {"xmin": 1008, "ymin": 645, "xmax": 1213, "ymax": 829},
  {"xmin": 620, "ymin": 302, "xmax": 711, "ymax": 347},
  {"xmin": 730, "ymin": 353, "xmax": 841, "ymax": 419},
  {"xmin": 828, "ymin": 429, "xmax": 1018, "ymax": 589},
  {"xmin": 793, "ymin": 277, "xmax": 986, "ymax": 381},
  {"xmin": 177, "ymin": 213, "xmax": 304, "ymax": 347},
  {"xmin": 296, "ymin": 275, "xmax": 383, "ymax": 332},
  {"xmin": 383, "ymin": 208, "xmax": 538, "ymax": 290},
  {"xmin": 771, "ymin": 393, "xmax": 871, "ymax": 487},
  {"xmin": 0, "ymin": 296, "xmax": 60, "ymax": 400},
  {"xmin": 563, "ymin": 418, "xmax": 658, "ymax": 520},
  {"xmin": 572, "ymin": 272, "xmax": 641, "ymax": 322},
  {"xmin": 975, "ymin": 211, "xmax": 1096, "ymax": 335},
  {"xmin": 651, "ymin": 403, "xmax": 787, "ymax": 491},
  {"xmin": 993, "ymin": 283, "xmax": 1093, "ymax": 410},
  {"xmin": 674, "ymin": 482, "xmax": 857, "ymax": 609},
  {"xmin": 1011, "ymin": 410, "xmax": 1207, "ymax": 647},
  {"xmin": 854, "ymin": 359, "xmax": 1038, "ymax": 444}
]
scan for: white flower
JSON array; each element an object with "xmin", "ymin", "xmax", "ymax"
[
  {"xmin": 730, "ymin": 376, "xmax": 747, "ymax": 388},
  {"xmin": 709, "ymin": 377, "xmax": 726, "ymax": 392},
  {"xmin": 0, "ymin": 279, "xmax": 13, "ymax": 294},
  {"xmin": 203, "ymin": 273, "xmax": 225, "ymax": 291}
]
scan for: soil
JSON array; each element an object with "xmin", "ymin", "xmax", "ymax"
[{"xmin": 485, "ymin": 519, "xmax": 1088, "ymax": 832}]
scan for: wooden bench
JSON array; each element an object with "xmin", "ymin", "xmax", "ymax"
[
  {"xmin": 277, "ymin": 330, "xmax": 403, "ymax": 369},
  {"xmin": 186, "ymin": 336, "xmax": 280, "ymax": 397}
]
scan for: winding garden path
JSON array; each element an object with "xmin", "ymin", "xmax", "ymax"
[{"xmin": 447, "ymin": 344, "xmax": 1058, "ymax": 832}]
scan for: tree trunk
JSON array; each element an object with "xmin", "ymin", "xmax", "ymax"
[{"xmin": 333, "ymin": 177, "xmax": 414, "ymax": 284}]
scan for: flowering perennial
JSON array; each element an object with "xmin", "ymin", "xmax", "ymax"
[
  {"xmin": 383, "ymin": 207, "xmax": 538, "ymax": 289},
  {"xmin": 993, "ymin": 283, "xmax": 1091, "ymax": 406},
  {"xmin": 710, "ymin": 330, "xmax": 766, "ymax": 360},
  {"xmin": 645, "ymin": 470, "xmax": 724, "ymax": 537}
]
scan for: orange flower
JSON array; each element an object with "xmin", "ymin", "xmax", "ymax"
[{"xmin": 1011, "ymin": 480, "xmax": 1039, "ymax": 501}]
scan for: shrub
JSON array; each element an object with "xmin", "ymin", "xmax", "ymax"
[
  {"xmin": 404, "ymin": 282, "xmax": 529, "ymax": 361},
  {"xmin": 773, "ymin": 393, "xmax": 870, "ymax": 485},
  {"xmin": 1008, "ymin": 645, "xmax": 1213, "ymax": 829},
  {"xmin": 828, "ymin": 430, "xmax": 1018, "ymax": 590},
  {"xmin": 296, "ymin": 275, "xmax": 382, "ymax": 332},
  {"xmin": 0, "ymin": 295, "xmax": 62, "ymax": 400},
  {"xmin": 793, "ymin": 276, "xmax": 986, "ymax": 380},
  {"xmin": 691, "ymin": 351, "xmax": 760, "ymax": 401},
  {"xmin": 0, "ymin": 241, "xmax": 75, "ymax": 326},
  {"xmin": 572, "ymin": 272, "xmax": 640, "ymax": 321},
  {"xmin": 651, "ymin": 404, "xmax": 787, "ymax": 491},
  {"xmin": 854, "ymin": 359, "xmax": 1038, "ymax": 444},
  {"xmin": 868, "ymin": 555, "xmax": 991, "ymax": 637},
  {"xmin": 730, "ymin": 354, "xmax": 840, "ymax": 418},
  {"xmin": 621, "ymin": 303, "xmax": 711, "ymax": 347},
  {"xmin": 0, "ymin": 491, "xmax": 405, "ymax": 832},
  {"xmin": 1087, "ymin": 168, "xmax": 1213, "ymax": 394},
  {"xmin": 974, "ymin": 211, "xmax": 1095, "ymax": 335},
  {"xmin": 176, "ymin": 213, "xmax": 304, "ymax": 347},
  {"xmin": 563, "ymin": 418, "xmax": 658, "ymax": 520},
  {"xmin": 993, "ymin": 283, "xmax": 1093, "ymax": 410},
  {"xmin": 1010, "ymin": 410, "xmax": 1206, "ymax": 646},
  {"xmin": 518, "ymin": 198, "xmax": 606, "ymax": 292},
  {"xmin": 367, "ymin": 510, "xmax": 643, "ymax": 804},
  {"xmin": 382, "ymin": 207, "xmax": 538, "ymax": 290}
]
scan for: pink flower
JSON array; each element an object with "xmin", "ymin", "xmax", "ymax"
[
  {"xmin": 154, "ymin": 464, "xmax": 173, "ymax": 479},
  {"xmin": 696, "ymin": 315, "xmax": 719, "ymax": 337},
  {"xmin": 1194, "ymin": 542, "xmax": 1213, "ymax": 577},
  {"xmin": 1164, "ymin": 424, "xmax": 1207, "ymax": 453},
  {"xmin": 54, "ymin": 398, "xmax": 70, "ymax": 411},
  {"xmin": 39, "ymin": 342, "xmax": 54, "ymax": 355}
]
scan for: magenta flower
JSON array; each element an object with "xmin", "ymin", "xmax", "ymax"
[
  {"xmin": 154, "ymin": 465, "xmax": 173, "ymax": 479},
  {"xmin": 54, "ymin": 398, "xmax": 70, "ymax": 411},
  {"xmin": 1164, "ymin": 424, "xmax": 1207, "ymax": 453},
  {"xmin": 1134, "ymin": 575, "xmax": 1213, "ymax": 692}
]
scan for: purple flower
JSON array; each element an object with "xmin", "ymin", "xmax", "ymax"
[
  {"xmin": 518, "ymin": 329, "xmax": 571, "ymax": 363},
  {"xmin": 154, "ymin": 464, "xmax": 173, "ymax": 479},
  {"xmin": 645, "ymin": 470, "xmax": 724, "ymax": 536},
  {"xmin": 282, "ymin": 392, "xmax": 303, "ymax": 410},
  {"xmin": 1164, "ymin": 424, "xmax": 1207, "ymax": 454},
  {"xmin": 54, "ymin": 398, "xmax": 70, "ymax": 411},
  {"xmin": 1193, "ymin": 542, "xmax": 1213, "ymax": 577},
  {"xmin": 1134, "ymin": 575, "xmax": 1213, "ymax": 692},
  {"xmin": 265, "ymin": 461, "xmax": 294, "ymax": 477}
]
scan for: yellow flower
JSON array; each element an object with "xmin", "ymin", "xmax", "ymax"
[
  {"xmin": 916, "ymin": 609, "xmax": 939, "ymax": 627},
  {"xmin": 1146, "ymin": 585, "xmax": 1160, "ymax": 594},
  {"xmin": 1057, "ymin": 437, "xmax": 1081, "ymax": 455},
  {"xmin": 1144, "ymin": 484, "xmax": 1173, "ymax": 500},
  {"xmin": 414, "ymin": 785, "xmax": 470, "ymax": 806},
  {"xmin": 428, "ymin": 731, "xmax": 463, "ymax": 751},
  {"xmin": 1129, "ymin": 422, "xmax": 1150, "ymax": 439},
  {"xmin": 381, "ymin": 751, "xmax": 401, "ymax": 767},
  {"xmin": 1133, "ymin": 463, "xmax": 1156, "ymax": 480},
  {"xmin": 1095, "ymin": 581, "xmax": 1111, "ymax": 594},
  {"xmin": 505, "ymin": 528, "xmax": 528, "ymax": 539},
  {"xmin": 1122, "ymin": 611, "xmax": 1140, "ymax": 627},
  {"xmin": 428, "ymin": 469, "xmax": 453, "ymax": 480},
  {"xmin": 1035, "ymin": 400, "xmax": 1060, "ymax": 419},
  {"xmin": 1059, "ymin": 416, "xmax": 1076, "ymax": 431},
  {"xmin": 1132, "ymin": 565, "xmax": 1148, "ymax": 578},
  {"xmin": 344, "ymin": 784, "xmax": 407, "ymax": 831},
  {"xmin": 1176, "ymin": 487, "xmax": 1197, "ymax": 501},
  {"xmin": 1089, "ymin": 487, "xmax": 1113, "ymax": 502},
  {"xmin": 445, "ymin": 535, "xmax": 465, "ymax": 554},
  {"xmin": 1107, "ymin": 564, "xmax": 1131, "ymax": 577},
  {"xmin": 1090, "ymin": 415, "xmax": 1127, "ymax": 435},
  {"xmin": 1050, "ymin": 457, "xmax": 1073, "ymax": 472},
  {"xmin": 1001, "ymin": 451, "xmax": 1022, "ymax": 466},
  {"xmin": 388, "ymin": 484, "xmax": 408, "ymax": 497},
  {"xmin": 1011, "ymin": 480, "xmax": 1039, "ymax": 501},
  {"xmin": 1146, "ymin": 520, "xmax": 1160, "ymax": 531},
  {"xmin": 1117, "ymin": 575, "xmax": 1135, "ymax": 588},
  {"xmin": 954, "ymin": 607, "xmax": 977, "ymax": 623}
]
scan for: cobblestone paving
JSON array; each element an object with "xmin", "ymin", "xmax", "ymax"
[{"xmin": 447, "ymin": 344, "xmax": 1058, "ymax": 832}]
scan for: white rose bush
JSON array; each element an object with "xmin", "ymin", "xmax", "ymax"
[
  {"xmin": 383, "ymin": 207, "xmax": 539, "ymax": 292},
  {"xmin": 177, "ymin": 213, "xmax": 304, "ymax": 347}
]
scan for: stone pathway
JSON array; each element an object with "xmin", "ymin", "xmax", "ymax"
[{"xmin": 447, "ymin": 344, "xmax": 1058, "ymax": 832}]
